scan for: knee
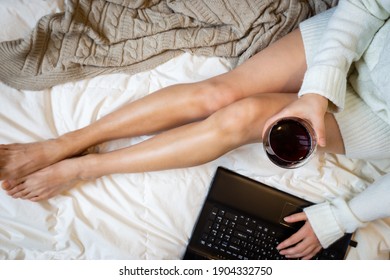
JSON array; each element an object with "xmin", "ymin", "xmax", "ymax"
[
  {"xmin": 193, "ymin": 79, "xmax": 242, "ymax": 115},
  {"xmin": 213, "ymin": 97, "xmax": 265, "ymax": 143}
]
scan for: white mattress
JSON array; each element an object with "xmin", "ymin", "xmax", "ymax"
[{"xmin": 1, "ymin": 0, "xmax": 389, "ymax": 260}]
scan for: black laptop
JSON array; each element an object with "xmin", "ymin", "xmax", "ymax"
[{"xmin": 183, "ymin": 167, "xmax": 355, "ymax": 260}]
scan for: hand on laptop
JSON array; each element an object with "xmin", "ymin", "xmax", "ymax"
[{"xmin": 276, "ymin": 212, "xmax": 322, "ymax": 260}]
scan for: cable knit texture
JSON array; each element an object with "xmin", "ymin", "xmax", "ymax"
[{"xmin": 0, "ymin": 0, "xmax": 337, "ymax": 90}]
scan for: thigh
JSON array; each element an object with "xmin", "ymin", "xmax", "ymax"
[{"xmin": 208, "ymin": 28, "xmax": 307, "ymax": 98}]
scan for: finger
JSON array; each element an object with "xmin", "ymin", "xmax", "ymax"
[
  {"xmin": 261, "ymin": 106, "xmax": 295, "ymax": 139},
  {"xmin": 280, "ymin": 226, "xmax": 322, "ymax": 259},
  {"xmin": 276, "ymin": 229, "xmax": 306, "ymax": 251},
  {"xmin": 262, "ymin": 115, "xmax": 280, "ymax": 139},
  {"xmin": 282, "ymin": 241, "xmax": 318, "ymax": 259},
  {"xmin": 279, "ymin": 231, "xmax": 322, "ymax": 259},
  {"xmin": 283, "ymin": 212, "xmax": 307, "ymax": 223},
  {"xmin": 286, "ymin": 244, "xmax": 322, "ymax": 260},
  {"xmin": 311, "ymin": 117, "xmax": 327, "ymax": 148},
  {"xmin": 300, "ymin": 245, "xmax": 322, "ymax": 260}
]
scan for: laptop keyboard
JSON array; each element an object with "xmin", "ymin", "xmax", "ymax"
[{"xmin": 198, "ymin": 204, "xmax": 338, "ymax": 260}]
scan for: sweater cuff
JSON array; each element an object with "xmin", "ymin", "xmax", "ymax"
[
  {"xmin": 298, "ymin": 65, "xmax": 346, "ymax": 113},
  {"xmin": 304, "ymin": 202, "xmax": 344, "ymax": 248},
  {"xmin": 330, "ymin": 197, "xmax": 366, "ymax": 232},
  {"xmin": 304, "ymin": 198, "xmax": 367, "ymax": 248}
]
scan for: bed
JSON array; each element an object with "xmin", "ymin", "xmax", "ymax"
[{"xmin": 0, "ymin": 0, "xmax": 389, "ymax": 260}]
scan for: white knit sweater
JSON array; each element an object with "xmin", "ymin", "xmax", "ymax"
[{"xmin": 298, "ymin": 0, "xmax": 390, "ymax": 249}]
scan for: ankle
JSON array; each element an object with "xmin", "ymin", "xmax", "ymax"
[
  {"xmin": 58, "ymin": 131, "xmax": 94, "ymax": 156},
  {"xmin": 77, "ymin": 154, "xmax": 102, "ymax": 181}
]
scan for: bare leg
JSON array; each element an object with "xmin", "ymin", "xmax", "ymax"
[
  {"xmin": 0, "ymin": 29, "xmax": 306, "ymax": 181},
  {"xmin": 4, "ymin": 93, "xmax": 345, "ymax": 201}
]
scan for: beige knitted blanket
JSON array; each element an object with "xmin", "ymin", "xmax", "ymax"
[{"xmin": 0, "ymin": 0, "xmax": 337, "ymax": 90}]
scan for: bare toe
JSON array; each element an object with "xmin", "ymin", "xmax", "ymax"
[
  {"xmin": 2, "ymin": 178, "xmax": 21, "ymax": 191},
  {"xmin": 1, "ymin": 180, "xmax": 11, "ymax": 190},
  {"xmin": 0, "ymin": 139, "xmax": 78, "ymax": 180},
  {"xmin": 4, "ymin": 178, "xmax": 27, "ymax": 197},
  {"xmin": 5, "ymin": 158, "xmax": 85, "ymax": 201}
]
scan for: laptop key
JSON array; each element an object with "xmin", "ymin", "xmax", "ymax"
[
  {"xmin": 233, "ymin": 230, "xmax": 248, "ymax": 240},
  {"xmin": 184, "ymin": 168, "xmax": 352, "ymax": 260},
  {"xmin": 225, "ymin": 212, "xmax": 238, "ymax": 221}
]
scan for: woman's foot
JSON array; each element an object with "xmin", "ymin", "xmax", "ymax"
[
  {"xmin": 0, "ymin": 137, "xmax": 85, "ymax": 181},
  {"xmin": 2, "ymin": 157, "xmax": 86, "ymax": 201}
]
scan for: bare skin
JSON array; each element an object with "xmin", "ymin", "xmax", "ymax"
[
  {"xmin": 0, "ymin": 28, "xmax": 310, "ymax": 181},
  {"xmin": 0, "ymin": 28, "xmax": 346, "ymax": 259},
  {"xmin": 0, "ymin": 27, "xmax": 345, "ymax": 200},
  {"xmin": 277, "ymin": 212, "xmax": 322, "ymax": 259},
  {"xmin": 0, "ymin": 139, "xmax": 85, "ymax": 180}
]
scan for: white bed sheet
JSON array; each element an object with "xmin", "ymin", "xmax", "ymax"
[{"xmin": 1, "ymin": 0, "xmax": 390, "ymax": 260}]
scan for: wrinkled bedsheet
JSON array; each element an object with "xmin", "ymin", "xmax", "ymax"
[{"xmin": 0, "ymin": 0, "xmax": 389, "ymax": 260}]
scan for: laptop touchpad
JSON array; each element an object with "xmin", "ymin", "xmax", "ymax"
[{"xmin": 279, "ymin": 202, "xmax": 306, "ymax": 230}]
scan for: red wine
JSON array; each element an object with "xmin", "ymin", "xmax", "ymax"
[{"xmin": 263, "ymin": 118, "xmax": 316, "ymax": 168}]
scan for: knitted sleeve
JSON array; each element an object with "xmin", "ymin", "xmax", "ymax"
[
  {"xmin": 298, "ymin": 0, "xmax": 390, "ymax": 112},
  {"xmin": 304, "ymin": 173, "xmax": 390, "ymax": 248}
]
